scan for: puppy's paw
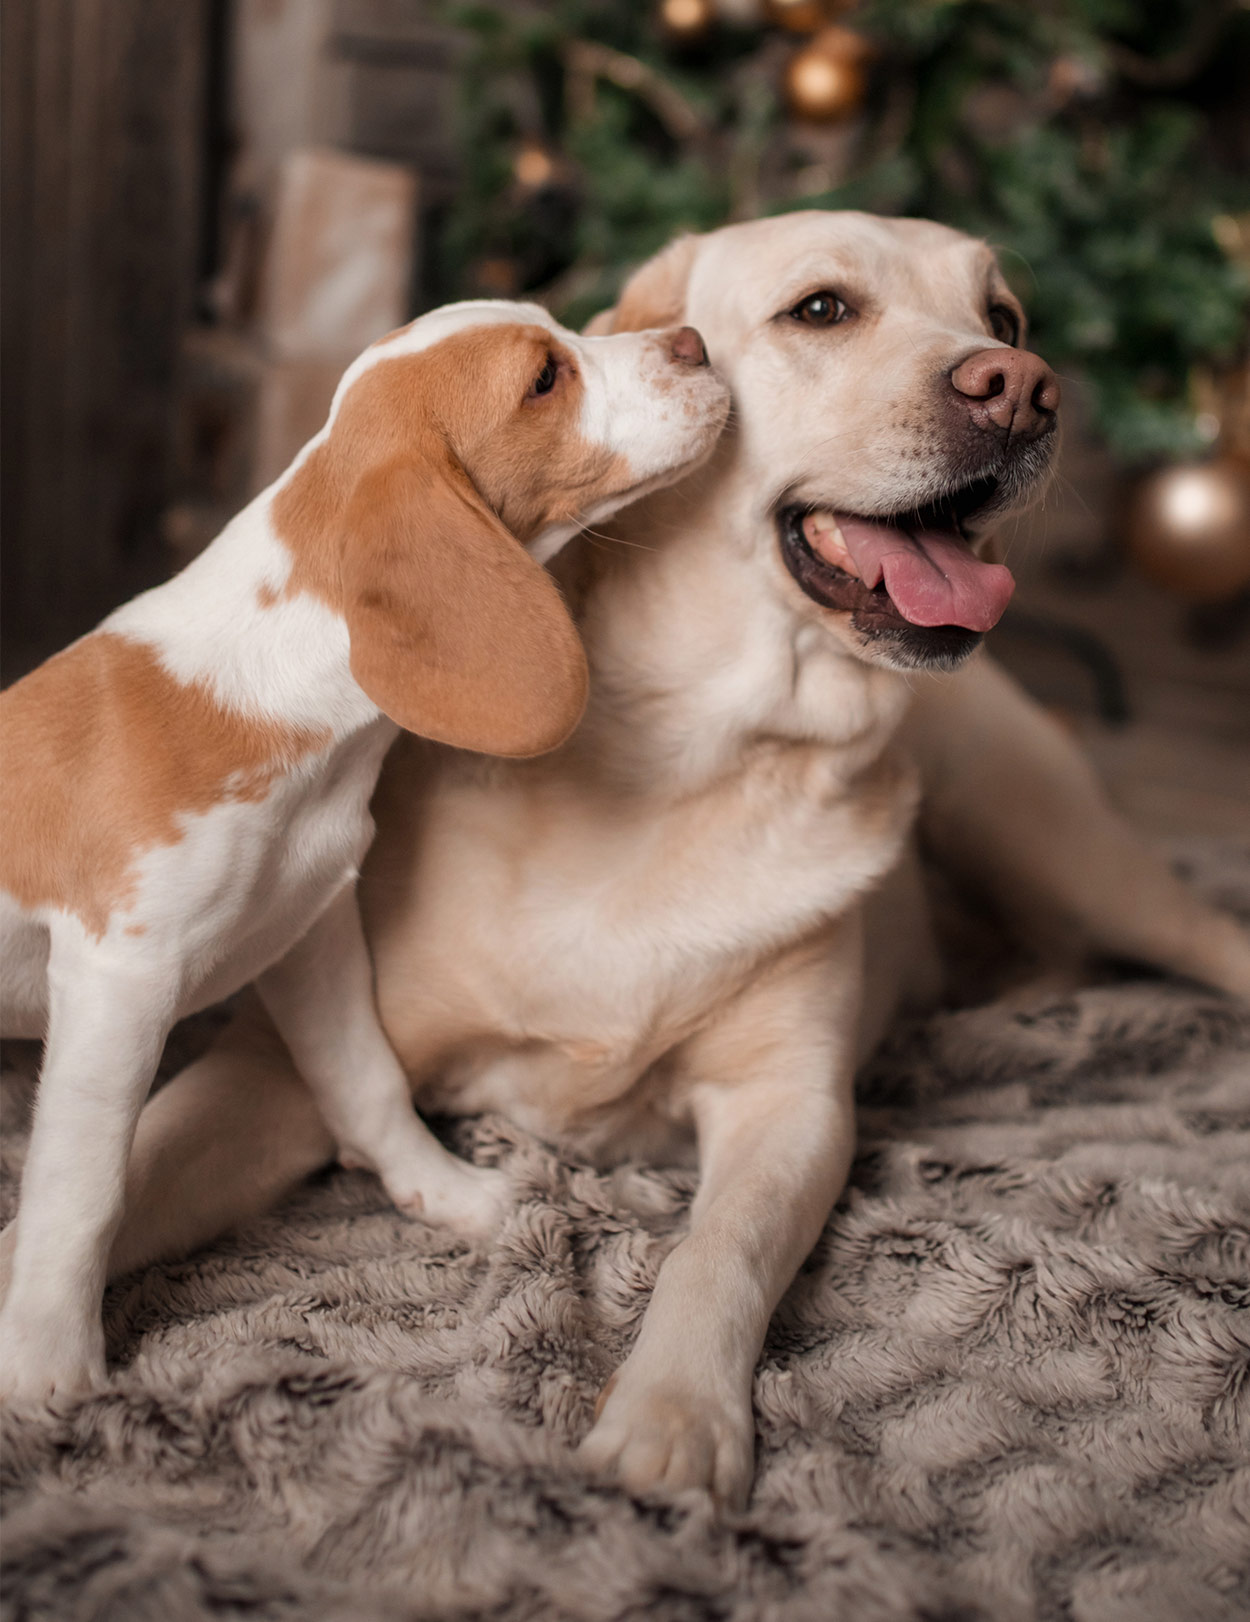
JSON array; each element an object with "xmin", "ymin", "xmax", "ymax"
[
  {"xmin": 579, "ymin": 1364, "xmax": 755, "ymax": 1511},
  {"xmin": 0, "ymin": 1313, "xmax": 105, "ymax": 1407},
  {"xmin": 390, "ymin": 1161, "xmax": 509, "ymax": 1242}
]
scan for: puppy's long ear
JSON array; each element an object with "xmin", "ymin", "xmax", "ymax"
[
  {"xmin": 583, "ymin": 234, "xmax": 700, "ymax": 335},
  {"xmin": 340, "ymin": 458, "xmax": 588, "ymax": 757}
]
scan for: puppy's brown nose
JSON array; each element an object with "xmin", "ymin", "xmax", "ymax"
[
  {"xmin": 668, "ymin": 326, "xmax": 708, "ymax": 366},
  {"xmin": 950, "ymin": 348, "xmax": 1060, "ymax": 438}
]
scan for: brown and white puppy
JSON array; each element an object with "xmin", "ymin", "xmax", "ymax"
[
  {"xmin": 9, "ymin": 219, "xmax": 1248, "ymax": 1513},
  {"xmin": 0, "ymin": 300, "xmax": 728, "ymax": 1404}
]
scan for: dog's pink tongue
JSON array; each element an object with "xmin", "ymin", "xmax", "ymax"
[{"xmin": 837, "ymin": 517, "xmax": 1015, "ymax": 632}]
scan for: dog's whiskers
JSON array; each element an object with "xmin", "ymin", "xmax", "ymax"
[{"xmin": 578, "ymin": 527, "xmax": 658, "ymax": 551}]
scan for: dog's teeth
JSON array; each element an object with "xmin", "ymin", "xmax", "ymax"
[{"xmin": 802, "ymin": 512, "xmax": 859, "ymax": 578}]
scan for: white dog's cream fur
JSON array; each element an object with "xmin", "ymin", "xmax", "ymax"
[{"xmin": 5, "ymin": 217, "xmax": 1248, "ymax": 1513}]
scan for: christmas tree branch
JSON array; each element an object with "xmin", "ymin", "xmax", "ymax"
[{"xmin": 563, "ymin": 41, "xmax": 704, "ymax": 140}]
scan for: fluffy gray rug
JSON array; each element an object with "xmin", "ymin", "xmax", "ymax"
[{"xmin": 2, "ymin": 841, "xmax": 1249, "ymax": 1622}]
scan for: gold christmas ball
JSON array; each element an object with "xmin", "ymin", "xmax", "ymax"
[
  {"xmin": 783, "ymin": 27, "xmax": 868, "ymax": 123},
  {"xmin": 471, "ymin": 257, "xmax": 521, "ymax": 298},
  {"xmin": 1125, "ymin": 457, "xmax": 1250, "ymax": 602},
  {"xmin": 766, "ymin": 0, "xmax": 829, "ymax": 32},
  {"xmin": 1046, "ymin": 53, "xmax": 1104, "ymax": 106},
  {"xmin": 513, "ymin": 141, "xmax": 556, "ymax": 190},
  {"xmin": 659, "ymin": 0, "xmax": 715, "ymax": 39}
]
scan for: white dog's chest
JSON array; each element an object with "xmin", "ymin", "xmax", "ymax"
[{"xmin": 401, "ymin": 745, "xmax": 912, "ymax": 1140}]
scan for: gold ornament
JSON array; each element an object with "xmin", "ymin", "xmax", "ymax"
[
  {"xmin": 658, "ymin": 0, "xmax": 715, "ymax": 39},
  {"xmin": 470, "ymin": 257, "xmax": 521, "ymax": 298},
  {"xmin": 1125, "ymin": 457, "xmax": 1250, "ymax": 602},
  {"xmin": 513, "ymin": 141, "xmax": 557, "ymax": 190},
  {"xmin": 783, "ymin": 26, "xmax": 868, "ymax": 123},
  {"xmin": 1212, "ymin": 212, "xmax": 1250, "ymax": 268},
  {"xmin": 766, "ymin": 0, "xmax": 828, "ymax": 32},
  {"xmin": 1046, "ymin": 54, "xmax": 1104, "ymax": 106}
]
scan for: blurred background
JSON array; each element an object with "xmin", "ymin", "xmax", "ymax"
[{"xmin": 3, "ymin": 0, "xmax": 1248, "ymax": 833}]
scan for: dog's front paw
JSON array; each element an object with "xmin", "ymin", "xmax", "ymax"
[
  {"xmin": 579, "ymin": 1363, "xmax": 755, "ymax": 1510},
  {"xmin": 0, "ymin": 1311, "xmax": 105, "ymax": 1407},
  {"xmin": 390, "ymin": 1161, "xmax": 509, "ymax": 1242}
]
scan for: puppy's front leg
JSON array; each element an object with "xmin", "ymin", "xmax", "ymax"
[
  {"xmin": 0, "ymin": 947, "xmax": 174, "ymax": 1402},
  {"xmin": 580, "ymin": 923, "xmax": 862, "ymax": 1510},
  {"xmin": 256, "ymin": 886, "xmax": 506, "ymax": 1239}
]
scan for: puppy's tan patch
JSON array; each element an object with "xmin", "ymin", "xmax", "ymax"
[{"xmin": 0, "ymin": 633, "xmax": 328, "ymax": 937}]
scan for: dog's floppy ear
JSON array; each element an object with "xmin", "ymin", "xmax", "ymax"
[
  {"xmin": 583, "ymin": 234, "xmax": 700, "ymax": 335},
  {"xmin": 340, "ymin": 458, "xmax": 588, "ymax": 757}
]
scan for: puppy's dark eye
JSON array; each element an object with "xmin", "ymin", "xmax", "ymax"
[
  {"xmin": 989, "ymin": 304, "xmax": 1020, "ymax": 346},
  {"xmin": 529, "ymin": 357, "xmax": 558, "ymax": 397},
  {"xmin": 790, "ymin": 291, "xmax": 849, "ymax": 327}
]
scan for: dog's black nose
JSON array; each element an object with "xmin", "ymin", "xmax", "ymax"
[
  {"xmin": 668, "ymin": 326, "xmax": 708, "ymax": 366},
  {"xmin": 950, "ymin": 348, "xmax": 1060, "ymax": 439}
]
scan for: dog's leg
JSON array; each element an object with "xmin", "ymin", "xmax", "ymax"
[
  {"xmin": 907, "ymin": 655, "xmax": 1250, "ymax": 1000},
  {"xmin": 255, "ymin": 887, "xmax": 506, "ymax": 1238},
  {"xmin": 0, "ymin": 997, "xmax": 339, "ymax": 1298},
  {"xmin": 0, "ymin": 945, "xmax": 173, "ymax": 1402},
  {"xmin": 110, "ymin": 996, "xmax": 338, "ymax": 1277},
  {"xmin": 579, "ymin": 924, "xmax": 861, "ymax": 1510}
]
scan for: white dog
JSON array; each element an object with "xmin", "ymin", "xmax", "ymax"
[
  {"xmin": 6, "ymin": 217, "xmax": 1247, "ymax": 1513},
  {"xmin": 0, "ymin": 303, "xmax": 728, "ymax": 1403}
]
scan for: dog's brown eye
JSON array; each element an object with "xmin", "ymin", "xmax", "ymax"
[
  {"xmin": 989, "ymin": 304, "xmax": 1020, "ymax": 346},
  {"xmin": 790, "ymin": 292, "xmax": 849, "ymax": 327},
  {"xmin": 529, "ymin": 357, "xmax": 558, "ymax": 397}
]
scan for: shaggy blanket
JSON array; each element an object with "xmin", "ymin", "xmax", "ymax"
[{"xmin": 2, "ymin": 841, "xmax": 1249, "ymax": 1622}]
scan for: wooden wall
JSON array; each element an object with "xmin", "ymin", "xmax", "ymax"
[{"xmin": 1, "ymin": 0, "xmax": 209, "ymax": 674}]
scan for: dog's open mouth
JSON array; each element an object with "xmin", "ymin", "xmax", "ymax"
[{"xmin": 777, "ymin": 475, "xmax": 1015, "ymax": 636}]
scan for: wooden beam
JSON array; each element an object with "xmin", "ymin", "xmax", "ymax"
[{"xmin": 1, "ymin": 0, "xmax": 208, "ymax": 672}]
